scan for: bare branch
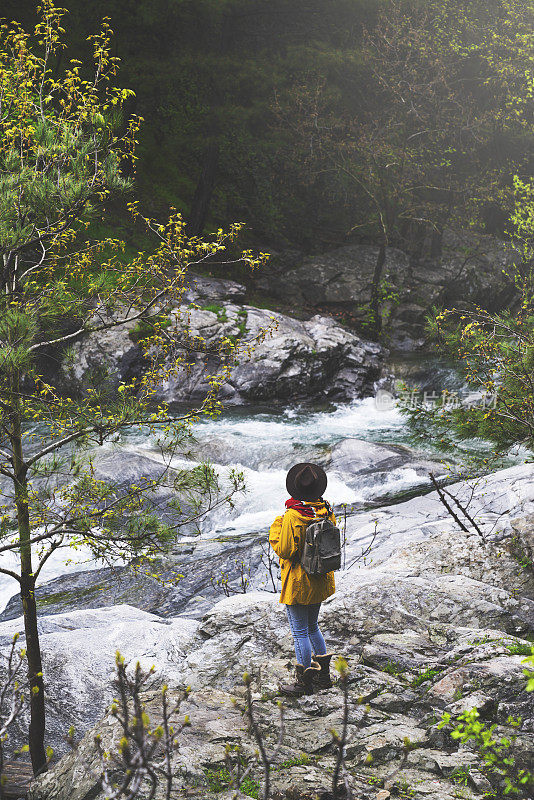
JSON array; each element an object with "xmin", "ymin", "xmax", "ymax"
[{"xmin": 0, "ymin": 635, "xmax": 26, "ymax": 781}]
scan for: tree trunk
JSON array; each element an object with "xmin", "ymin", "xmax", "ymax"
[
  {"xmin": 11, "ymin": 384, "xmax": 47, "ymax": 776},
  {"xmin": 369, "ymin": 241, "xmax": 386, "ymax": 337},
  {"xmin": 431, "ymin": 188, "xmax": 454, "ymax": 260},
  {"xmin": 186, "ymin": 141, "xmax": 219, "ymax": 238},
  {"xmin": 19, "ymin": 575, "xmax": 47, "ymax": 775}
]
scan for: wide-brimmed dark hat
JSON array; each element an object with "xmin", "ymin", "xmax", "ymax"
[{"xmin": 286, "ymin": 462, "xmax": 327, "ymax": 501}]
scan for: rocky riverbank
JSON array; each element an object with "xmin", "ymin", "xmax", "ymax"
[
  {"xmin": 3, "ymin": 462, "xmax": 532, "ymax": 800},
  {"xmin": 38, "ymin": 228, "xmax": 520, "ymax": 405},
  {"xmin": 0, "ymin": 437, "xmax": 448, "ymax": 624},
  {"xmin": 54, "ymin": 273, "xmax": 384, "ymax": 406},
  {"xmin": 255, "ymin": 230, "xmax": 519, "ymax": 350}
]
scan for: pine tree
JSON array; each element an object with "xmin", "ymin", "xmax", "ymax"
[{"xmin": 0, "ymin": 2, "xmax": 264, "ymax": 774}]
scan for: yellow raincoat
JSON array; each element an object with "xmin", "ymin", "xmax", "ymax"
[{"xmin": 269, "ymin": 500, "xmax": 336, "ymax": 605}]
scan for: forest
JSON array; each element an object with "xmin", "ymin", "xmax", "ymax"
[{"xmin": 4, "ymin": 0, "xmax": 533, "ymax": 251}]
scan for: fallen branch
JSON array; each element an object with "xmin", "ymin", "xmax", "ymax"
[{"xmin": 430, "ymin": 473, "xmax": 487, "ymax": 543}]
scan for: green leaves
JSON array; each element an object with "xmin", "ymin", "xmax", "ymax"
[
  {"xmin": 403, "ymin": 250, "xmax": 534, "ymax": 456},
  {"xmin": 523, "ymin": 648, "xmax": 534, "ymax": 692},
  {"xmin": 0, "ymin": 5, "xmax": 140, "ymax": 272},
  {"xmin": 439, "ymin": 694, "xmax": 534, "ymax": 796},
  {"xmin": 0, "ymin": 308, "xmax": 37, "ymax": 376}
]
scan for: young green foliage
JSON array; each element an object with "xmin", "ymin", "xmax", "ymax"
[
  {"xmin": 402, "ymin": 297, "xmax": 534, "ymax": 453},
  {"xmin": 0, "ymin": 1, "xmax": 266, "ymax": 776},
  {"xmin": 438, "ymin": 704, "xmax": 533, "ymax": 796}
]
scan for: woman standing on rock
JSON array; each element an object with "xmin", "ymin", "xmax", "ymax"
[{"xmin": 269, "ymin": 463, "xmax": 335, "ymax": 697}]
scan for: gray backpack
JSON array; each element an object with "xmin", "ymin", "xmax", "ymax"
[{"xmin": 300, "ymin": 502, "xmax": 342, "ymax": 576}]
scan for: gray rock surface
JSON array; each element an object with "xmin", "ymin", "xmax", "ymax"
[
  {"xmin": 60, "ymin": 276, "xmax": 384, "ymax": 405},
  {"xmin": 339, "ymin": 462, "xmax": 534, "ymax": 568},
  {"xmin": 511, "ymin": 514, "xmax": 534, "ymax": 578},
  {"xmin": 322, "ymin": 438, "xmax": 447, "ymax": 500},
  {"xmin": 0, "ymin": 605, "xmax": 197, "ymax": 763},
  {"xmin": 0, "ymin": 436, "xmax": 454, "ymax": 629},
  {"xmin": 259, "ymin": 230, "xmax": 518, "ymax": 349},
  {"xmin": 27, "ymin": 609, "xmax": 533, "ymax": 799},
  {"xmin": 13, "ymin": 463, "xmax": 534, "ymax": 799},
  {"xmin": 0, "ymin": 444, "xmax": 263, "ymax": 623},
  {"xmin": 61, "ymin": 308, "xmax": 143, "ymax": 393},
  {"xmin": 183, "ymin": 272, "xmax": 247, "ymax": 305},
  {"xmin": 152, "ymin": 307, "xmax": 383, "ymax": 405},
  {"xmin": 0, "ymin": 531, "xmax": 264, "ymax": 623},
  {"xmin": 183, "ymin": 434, "xmax": 449, "ymax": 509}
]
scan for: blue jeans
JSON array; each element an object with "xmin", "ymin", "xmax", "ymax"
[{"xmin": 285, "ymin": 603, "xmax": 327, "ymax": 669}]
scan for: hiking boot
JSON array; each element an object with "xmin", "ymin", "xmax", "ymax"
[
  {"xmin": 313, "ymin": 653, "xmax": 333, "ymax": 689},
  {"xmin": 279, "ymin": 664, "xmax": 319, "ymax": 697}
]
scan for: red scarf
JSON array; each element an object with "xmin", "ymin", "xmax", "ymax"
[{"xmin": 285, "ymin": 497, "xmax": 315, "ymax": 517}]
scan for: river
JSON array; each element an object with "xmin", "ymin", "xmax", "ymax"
[{"xmin": 0, "ymin": 354, "xmax": 522, "ymax": 614}]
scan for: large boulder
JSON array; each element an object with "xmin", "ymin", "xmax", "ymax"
[
  {"xmin": 60, "ymin": 308, "xmax": 143, "ymax": 393},
  {"xmin": 322, "ymin": 437, "xmax": 447, "ymax": 501},
  {"xmin": 0, "ymin": 605, "xmax": 198, "ymax": 760},
  {"xmin": 149, "ymin": 306, "xmax": 383, "ymax": 405},
  {"xmin": 60, "ymin": 291, "xmax": 384, "ymax": 406},
  {"xmin": 57, "ymin": 274, "xmax": 245, "ymax": 393},
  {"xmin": 258, "ymin": 244, "xmax": 410, "ymax": 309},
  {"xmin": 183, "ymin": 272, "xmax": 247, "ymax": 305}
]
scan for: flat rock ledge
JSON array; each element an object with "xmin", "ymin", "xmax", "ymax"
[{"xmin": 5, "ymin": 463, "xmax": 533, "ymax": 800}]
